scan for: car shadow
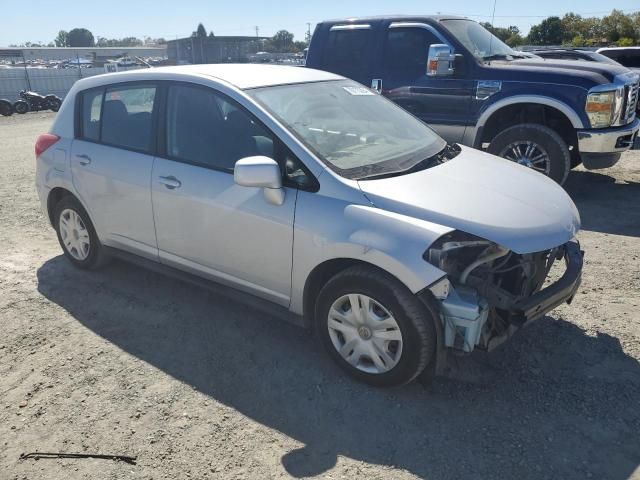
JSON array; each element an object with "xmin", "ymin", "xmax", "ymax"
[
  {"xmin": 565, "ymin": 170, "xmax": 640, "ymax": 237},
  {"xmin": 36, "ymin": 256, "xmax": 640, "ymax": 479}
]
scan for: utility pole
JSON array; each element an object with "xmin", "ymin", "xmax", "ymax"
[
  {"xmin": 305, "ymin": 23, "xmax": 311, "ymax": 44},
  {"xmin": 255, "ymin": 26, "xmax": 259, "ymax": 38}
]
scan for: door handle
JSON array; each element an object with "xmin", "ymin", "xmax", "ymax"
[
  {"xmin": 75, "ymin": 154, "xmax": 91, "ymax": 165},
  {"xmin": 158, "ymin": 175, "xmax": 181, "ymax": 189}
]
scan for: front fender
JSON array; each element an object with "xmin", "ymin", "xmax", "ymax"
[{"xmin": 290, "ymin": 194, "xmax": 452, "ymax": 315}]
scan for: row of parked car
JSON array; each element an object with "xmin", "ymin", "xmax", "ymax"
[{"xmin": 31, "ymin": 16, "xmax": 639, "ymax": 387}]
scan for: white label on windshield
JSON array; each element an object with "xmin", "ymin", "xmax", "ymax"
[{"xmin": 342, "ymin": 86, "xmax": 375, "ymax": 96}]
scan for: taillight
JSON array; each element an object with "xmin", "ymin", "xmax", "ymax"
[{"xmin": 35, "ymin": 133, "xmax": 60, "ymax": 158}]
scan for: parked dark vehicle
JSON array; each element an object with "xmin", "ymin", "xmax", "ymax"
[
  {"xmin": 597, "ymin": 47, "xmax": 640, "ymax": 71},
  {"xmin": 306, "ymin": 16, "xmax": 640, "ymax": 184},
  {"xmin": 13, "ymin": 90, "xmax": 62, "ymax": 114},
  {"xmin": 528, "ymin": 48, "xmax": 621, "ymax": 66},
  {"xmin": 0, "ymin": 99, "xmax": 12, "ymax": 116}
]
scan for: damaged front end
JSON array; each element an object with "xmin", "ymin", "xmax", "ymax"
[{"xmin": 424, "ymin": 231, "xmax": 583, "ymax": 353}]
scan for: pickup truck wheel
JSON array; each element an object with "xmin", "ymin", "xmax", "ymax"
[
  {"xmin": 488, "ymin": 123, "xmax": 571, "ymax": 185},
  {"xmin": 315, "ymin": 265, "xmax": 436, "ymax": 387},
  {"xmin": 54, "ymin": 196, "xmax": 108, "ymax": 270}
]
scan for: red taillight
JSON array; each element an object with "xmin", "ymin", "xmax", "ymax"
[{"xmin": 35, "ymin": 133, "xmax": 60, "ymax": 158}]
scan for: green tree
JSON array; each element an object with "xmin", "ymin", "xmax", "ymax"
[
  {"xmin": 67, "ymin": 28, "xmax": 95, "ymax": 47},
  {"xmin": 601, "ymin": 9, "xmax": 636, "ymax": 42},
  {"xmin": 617, "ymin": 37, "xmax": 635, "ymax": 46},
  {"xmin": 571, "ymin": 34, "xmax": 587, "ymax": 47},
  {"xmin": 293, "ymin": 40, "xmax": 308, "ymax": 52},
  {"xmin": 527, "ymin": 16, "xmax": 563, "ymax": 45},
  {"xmin": 54, "ymin": 30, "xmax": 68, "ymax": 47},
  {"xmin": 196, "ymin": 23, "xmax": 207, "ymax": 38},
  {"xmin": 270, "ymin": 30, "xmax": 295, "ymax": 52}
]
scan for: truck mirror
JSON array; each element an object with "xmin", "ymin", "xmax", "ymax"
[{"xmin": 427, "ymin": 44, "xmax": 456, "ymax": 77}]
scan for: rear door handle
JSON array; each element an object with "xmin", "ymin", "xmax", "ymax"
[
  {"xmin": 158, "ymin": 175, "xmax": 181, "ymax": 189},
  {"xmin": 75, "ymin": 154, "xmax": 91, "ymax": 165}
]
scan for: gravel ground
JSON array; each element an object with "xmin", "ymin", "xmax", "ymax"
[{"xmin": 1, "ymin": 112, "xmax": 639, "ymax": 480}]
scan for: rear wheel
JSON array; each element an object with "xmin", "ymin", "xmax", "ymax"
[
  {"xmin": 13, "ymin": 100, "xmax": 29, "ymax": 114},
  {"xmin": 54, "ymin": 196, "xmax": 108, "ymax": 270},
  {"xmin": 315, "ymin": 265, "xmax": 436, "ymax": 387},
  {"xmin": 488, "ymin": 123, "xmax": 571, "ymax": 185},
  {"xmin": 0, "ymin": 100, "xmax": 12, "ymax": 116}
]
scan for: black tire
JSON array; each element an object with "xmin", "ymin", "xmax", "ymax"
[
  {"xmin": 0, "ymin": 100, "xmax": 12, "ymax": 116},
  {"xmin": 488, "ymin": 123, "xmax": 571, "ymax": 185},
  {"xmin": 13, "ymin": 100, "xmax": 29, "ymax": 114},
  {"xmin": 46, "ymin": 96, "xmax": 61, "ymax": 112},
  {"xmin": 54, "ymin": 195, "xmax": 108, "ymax": 270},
  {"xmin": 315, "ymin": 265, "xmax": 436, "ymax": 387}
]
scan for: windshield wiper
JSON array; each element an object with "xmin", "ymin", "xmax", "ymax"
[{"xmin": 356, "ymin": 143, "xmax": 461, "ymax": 181}]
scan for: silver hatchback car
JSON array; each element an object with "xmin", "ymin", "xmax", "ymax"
[{"xmin": 36, "ymin": 65, "xmax": 583, "ymax": 386}]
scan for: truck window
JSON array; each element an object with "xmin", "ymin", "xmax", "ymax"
[
  {"xmin": 384, "ymin": 28, "xmax": 441, "ymax": 77},
  {"xmin": 323, "ymin": 30, "xmax": 370, "ymax": 79},
  {"xmin": 601, "ymin": 50, "xmax": 640, "ymax": 68}
]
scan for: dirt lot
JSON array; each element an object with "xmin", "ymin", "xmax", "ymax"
[{"xmin": 1, "ymin": 112, "xmax": 639, "ymax": 480}]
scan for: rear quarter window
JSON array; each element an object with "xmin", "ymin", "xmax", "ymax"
[{"xmin": 80, "ymin": 89, "xmax": 103, "ymax": 142}]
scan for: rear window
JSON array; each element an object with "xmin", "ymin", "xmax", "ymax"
[
  {"xmin": 78, "ymin": 84, "xmax": 156, "ymax": 153},
  {"xmin": 102, "ymin": 85, "xmax": 156, "ymax": 151},
  {"xmin": 323, "ymin": 29, "xmax": 370, "ymax": 79}
]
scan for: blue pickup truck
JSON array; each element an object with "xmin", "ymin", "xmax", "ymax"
[{"xmin": 306, "ymin": 15, "xmax": 640, "ymax": 184}]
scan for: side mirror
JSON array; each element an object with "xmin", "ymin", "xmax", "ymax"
[
  {"xmin": 234, "ymin": 156, "xmax": 285, "ymax": 206},
  {"xmin": 427, "ymin": 44, "xmax": 455, "ymax": 77}
]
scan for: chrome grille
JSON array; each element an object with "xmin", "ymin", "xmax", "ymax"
[{"xmin": 625, "ymin": 81, "xmax": 639, "ymax": 122}]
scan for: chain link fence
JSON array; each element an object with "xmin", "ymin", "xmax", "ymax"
[{"xmin": 0, "ymin": 66, "xmax": 143, "ymax": 102}]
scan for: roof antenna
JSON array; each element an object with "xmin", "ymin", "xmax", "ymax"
[{"xmin": 488, "ymin": 0, "xmax": 497, "ymax": 62}]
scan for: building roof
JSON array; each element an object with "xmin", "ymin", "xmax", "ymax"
[{"xmin": 86, "ymin": 64, "xmax": 342, "ymax": 89}]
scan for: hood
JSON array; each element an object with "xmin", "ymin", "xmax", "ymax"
[
  {"xmin": 485, "ymin": 58, "xmax": 630, "ymax": 87},
  {"xmin": 357, "ymin": 146, "xmax": 580, "ymax": 254}
]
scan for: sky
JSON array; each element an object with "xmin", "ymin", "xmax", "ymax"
[{"xmin": 2, "ymin": 0, "xmax": 639, "ymax": 46}]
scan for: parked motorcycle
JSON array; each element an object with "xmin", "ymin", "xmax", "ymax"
[
  {"xmin": 13, "ymin": 90, "xmax": 62, "ymax": 114},
  {"xmin": 0, "ymin": 99, "xmax": 12, "ymax": 116}
]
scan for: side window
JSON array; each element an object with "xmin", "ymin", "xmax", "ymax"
[
  {"xmin": 618, "ymin": 52, "xmax": 640, "ymax": 68},
  {"xmin": 166, "ymin": 83, "xmax": 315, "ymax": 188},
  {"xmin": 101, "ymin": 85, "xmax": 156, "ymax": 152},
  {"xmin": 80, "ymin": 89, "xmax": 103, "ymax": 141},
  {"xmin": 384, "ymin": 28, "xmax": 441, "ymax": 77},
  {"xmin": 323, "ymin": 29, "xmax": 370, "ymax": 78}
]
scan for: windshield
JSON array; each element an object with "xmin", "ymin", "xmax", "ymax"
[
  {"xmin": 441, "ymin": 19, "xmax": 518, "ymax": 61},
  {"xmin": 247, "ymin": 80, "xmax": 446, "ymax": 179}
]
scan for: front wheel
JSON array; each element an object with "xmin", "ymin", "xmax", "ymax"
[
  {"xmin": 46, "ymin": 96, "xmax": 61, "ymax": 112},
  {"xmin": 488, "ymin": 123, "xmax": 571, "ymax": 185},
  {"xmin": 13, "ymin": 100, "xmax": 29, "ymax": 114},
  {"xmin": 315, "ymin": 265, "xmax": 436, "ymax": 387}
]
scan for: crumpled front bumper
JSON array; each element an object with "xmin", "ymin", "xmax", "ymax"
[{"xmin": 511, "ymin": 240, "xmax": 583, "ymax": 324}]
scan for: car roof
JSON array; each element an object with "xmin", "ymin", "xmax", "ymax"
[
  {"xmin": 597, "ymin": 47, "xmax": 640, "ymax": 51},
  {"xmin": 317, "ymin": 14, "xmax": 467, "ymax": 24},
  {"xmin": 75, "ymin": 64, "xmax": 343, "ymax": 90}
]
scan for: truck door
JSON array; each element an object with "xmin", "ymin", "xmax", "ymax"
[
  {"xmin": 319, "ymin": 24, "xmax": 375, "ymax": 87},
  {"xmin": 372, "ymin": 23, "xmax": 474, "ymax": 144}
]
